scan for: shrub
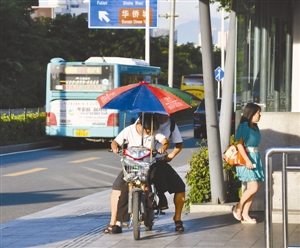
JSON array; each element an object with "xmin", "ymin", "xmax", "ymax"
[
  {"xmin": 185, "ymin": 139, "xmax": 211, "ymax": 209},
  {"xmin": 184, "ymin": 136, "xmax": 241, "ymax": 209},
  {"xmin": 0, "ymin": 112, "xmax": 47, "ymax": 146}
]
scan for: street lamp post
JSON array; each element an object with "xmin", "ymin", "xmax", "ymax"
[
  {"xmin": 221, "ymin": 8, "xmax": 225, "ymax": 97},
  {"xmin": 159, "ymin": 0, "xmax": 178, "ymax": 88},
  {"xmin": 168, "ymin": 0, "xmax": 175, "ymax": 88}
]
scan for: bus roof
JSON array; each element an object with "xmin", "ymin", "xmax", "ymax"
[
  {"xmin": 85, "ymin": 57, "xmax": 150, "ymax": 66},
  {"xmin": 183, "ymin": 74, "xmax": 203, "ymax": 77}
]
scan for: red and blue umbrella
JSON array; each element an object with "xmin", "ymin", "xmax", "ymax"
[
  {"xmin": 150, "ymin": 84, "xmax": 201, "ymax": 107},
  {"xmin": 97, "ymin": 81, "xmax": 191, "ymax": 115}
]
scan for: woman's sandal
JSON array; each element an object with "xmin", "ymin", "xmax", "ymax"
[
  {"xmin": 241, "ymin": 216, "xmax": 257, "ymax": 224},
  {"xmin": 232, "ymin": 204, "xmax": 242, "ymax": 221},
  {"xmin": 241, "ymin": 218, "xmax": 257, "ymax": 224},
  {"xmin": 103, "ymin": 224, "xmax": 114, "ymax": 234},
  {"xmin": 174, "ymin": 220, "xmax": 184, "ymax": 232}
]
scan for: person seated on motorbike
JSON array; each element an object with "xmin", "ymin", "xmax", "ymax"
[
  {"xmin": 149, "ymin": 113, "xmax": 186, "ymax": 232},
  {"xmin": 104, "ymin": 113, "xmax": 169, "ymax": 234},
  {"xmin": 115, "ymin": 113, "xmax": 186, "ymax": 233}
]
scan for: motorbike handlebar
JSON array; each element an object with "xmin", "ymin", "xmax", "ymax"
[{"xmin": 108, "ymin": 147, "xmax": 167, "ymax": 158}]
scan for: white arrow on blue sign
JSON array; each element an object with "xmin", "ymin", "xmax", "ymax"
[
  {"xmin": 214, "ymin": 66, "xmax": 225, "ymax": 82},
  {"xmin": 89, "ymin": 0, "xmax": 158, "ymax": 29}
]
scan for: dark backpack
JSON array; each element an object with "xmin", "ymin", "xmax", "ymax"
[{"xmin": 169, "ymin": 119, "xmax": 176, "ymax": 139}]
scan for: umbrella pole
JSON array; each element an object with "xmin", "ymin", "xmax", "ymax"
[
  {"xmin": 141, "ymin": 112, "xmax": 144, "ymax": 146},
  {"xmin": 122, "ymin": 111, "xmax": 126, "ymax": 151},
  {"xmin": 150, "ymin": 114, "xmax": 153, "ymax": 163}
]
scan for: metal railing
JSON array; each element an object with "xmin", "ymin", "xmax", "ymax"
[{"xmin": 265, "ymin": 147, "xmax": 300, "ymax": 248}]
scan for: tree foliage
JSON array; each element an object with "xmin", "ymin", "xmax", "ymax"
[
  {"xmin": 0, "ymin": 0, "xmax": 222, "ymax": 108},
  {"xmin": 210, "ymin": 0, "xmax": 232, "ymax": 13}
]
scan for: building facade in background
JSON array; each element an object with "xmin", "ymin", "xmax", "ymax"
[
  {"xmin": 235, "ymin": 0, "xmax": 299, "ymax": 113},
  {"xmin": 152, "ymin": 28, "xmax": 178, "ymax": 44},
  {"xmin": 32, "ymin": 0, "xmax": 88, "ymax": 18},
  {"xmin": 216, "ymin": 31, "xmax": 228, "ymax": 49}
]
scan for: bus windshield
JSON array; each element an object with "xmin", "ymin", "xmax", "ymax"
[
  {"xmin": 50, "ymin": 65, "xmax": 114, "ymax": 91},
  {"xmin": 180, "ymin": 74, "xmax": 204, "ymax": 99},
  {"xmin": 45, "ymin": 57, "xmax": 161, "ymax": 147}
]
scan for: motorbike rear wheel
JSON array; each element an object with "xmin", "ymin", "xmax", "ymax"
[{"xmin": 132, "ymin": 191, "xmax": 141, "ymax": 240}]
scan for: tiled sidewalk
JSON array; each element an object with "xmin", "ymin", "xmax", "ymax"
[{"xmin": 1, "ymin": 164, "xmax": 299, "ymax": 248}]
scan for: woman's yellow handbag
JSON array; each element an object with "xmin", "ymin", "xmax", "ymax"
[{"xmin": 223, "ymin": 144, "xmax": 247, "ymax": 166}]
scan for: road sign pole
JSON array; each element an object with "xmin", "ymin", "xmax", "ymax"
[
  {"xmin": 145, "ymin": 0, "xmax": 150, "ymax": 64},
  {"xmin": 167, "ymin": 0, "xmax": 175, "ymax": 88},
  {"xmin": 214, "ymin": 66, "xmax": 225, "ymax": 98}
]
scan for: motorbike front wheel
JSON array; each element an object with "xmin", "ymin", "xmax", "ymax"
[
  {"xmin": 144, "ymin": 198, "xmax": 154, "ymax": 231},
  {"xmin": 132, "ymin": 191, "xmax": 141, "ymax": 240}
]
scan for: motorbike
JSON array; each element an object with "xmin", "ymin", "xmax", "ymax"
[{"xmin": 120, "ymin": 146, "xmax": 162, "ymax": 240}]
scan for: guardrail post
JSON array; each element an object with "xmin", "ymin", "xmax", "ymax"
[
  {"xmin": 282, "ymin": 153, "xmax": 288, "ymax": 248},
  {"xmin": 265, "ymin": 148, "xmax": 273, "ymax": 248},
  {"xmin": 24, "ymin": 108, "xmax": 26, "ymax": 121},
  {"xmin": 265, "ymin": 147, "xmax": 300, "ymax": 248}
]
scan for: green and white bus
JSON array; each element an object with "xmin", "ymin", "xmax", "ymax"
[{"xmin": 45, "ymin": 57, "xmax": 161, "ymax": 147}]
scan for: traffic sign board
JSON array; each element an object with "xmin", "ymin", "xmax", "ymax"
[
  {"xmin": 214, "ymin": 67, "xmax": 225, "ymax": 82},
  {"xmin": 89, "ymin": 0, "xmax": 158, "ymax": 29}
]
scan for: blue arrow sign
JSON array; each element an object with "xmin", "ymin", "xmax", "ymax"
[
  {"xmin": 214, "ymin": 67, "xmax": 225, "ymax": 82},
  {"xmin": 89, "ymin": 0, "xmax": 158, "ymax": 29}
]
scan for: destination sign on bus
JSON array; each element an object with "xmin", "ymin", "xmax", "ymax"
[
  {"xmin": 50, "ymin": 65, "xmax": 114, "ymax": 91},
  {"xmin": 56, "ymin": 85, "xmax": 104, "ymax": 91},
  {"xmin": 61, "ymin": 76, "xmax": 101, "ymax": 85},
  {"xmin": 64, "ymin": 66, "xmax": 102, "ymax": 74}
]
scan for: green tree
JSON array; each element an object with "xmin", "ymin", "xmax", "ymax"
[
  {"xmin": 173, "ymin": 43, "xmax": 203, "ymax": 88},
  {"xmin": 0, "ymin": 0, "xmax": 45, "ymax": 108},
  {"xmin": 0, "ymin": 0, "xmax": 208, "ymax": 108},
  {"xmin": 211, "ymin": 0, "xmax": 232, "ymax": 13}
]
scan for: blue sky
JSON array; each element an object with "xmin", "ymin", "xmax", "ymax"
[
  {"xmin": 157, "ymin": 0, "xmax": 229, "ymax": 43},
  {"xmin": 158, "ymin": 0, "xmax": 228, "ymax": 27}
]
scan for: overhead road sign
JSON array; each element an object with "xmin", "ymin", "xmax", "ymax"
[
  {"xmin": 214, "ymin": 66, "xmax": 225, "ymax": 82},
  {"xmin": 89, "ymin": 0, "xmax": 158, "ymax": 29}
]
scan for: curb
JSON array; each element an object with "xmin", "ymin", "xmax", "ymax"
[
  {"xmin": 0, "ymin": 140, "xmax": 59, "ymax": 155},
  {"xmin": 173, "ymin": 118, "xmax": 193, "ymax": 126},
  {"xmin": 190, "ymin": 202, "xmax": 237, "ymax": 213}
]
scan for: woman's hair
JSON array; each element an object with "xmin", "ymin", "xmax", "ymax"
[
  {"xmin": 240, "ymin": 103, "xmax": 261, "ymax": 125},
  {"xmin": 138, "ymin": 113, "xmax": 159, "ymax": 131}
]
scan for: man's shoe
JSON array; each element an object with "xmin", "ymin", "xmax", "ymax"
[
  {"xmin": 111, "ymin": 225, "xmax": 122, "ymax": 234},
  {"xmin": 158, "ymin": 194, "xmax": 168, "ymax": 210}
]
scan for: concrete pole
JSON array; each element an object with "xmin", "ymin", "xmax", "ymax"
[
  {"xmin": 221, "ymin": 8, "xmax": 225, "ymax": 97},
  {"xmin": 145, "ymin": 0, "xmax": 150, "ymax": 64},
  {"xmin": 199, "ymin": 0, "xmax": 226, "ymax": 204},
  {"xmin": 198, "ymin": 8, "xmax": 201, "ymax": 48},
  {"xmin": 168, "ymin": 0, "xmax": 175, "ymax": 88},
  {"xmin": 219, "ymin": 1, "xmax": 237, "ymax": 159}
]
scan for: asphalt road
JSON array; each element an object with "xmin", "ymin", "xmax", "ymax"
[{"xmin": 0, "ymin": 124, "xmax": 199, "ymax": 224}]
